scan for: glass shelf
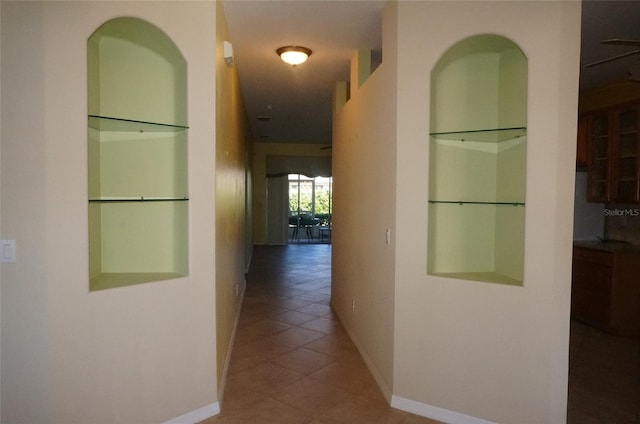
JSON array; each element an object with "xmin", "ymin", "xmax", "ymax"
[
  {"xmin": 90, "ymin": 272, "xmax": 187, "ymax": 292},
  {"xmin": 430, "ymin": 271, "xmax": 522, "ymax": 286},
  {"xmin": 89, "ymin": 197, "xmax": 188, "ymax": 202},
  {"xmin": 88, "ymin": 115, "xmax": 188, "ymax": 132},
  {"xmin": 429, "ymin": 127, "xmax": 526, "ymax": 142},
  {"xmin": 429, "ymin": 200, "xmax": 525, "ymax": 206}
]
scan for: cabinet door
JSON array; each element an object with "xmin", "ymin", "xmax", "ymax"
[
  {"xmin": 576, "ymin": 114, "xmax": 588, "ymax": 167},
  {"xmin": 587, "ymin": 112, "xmax": 612, "ymax": 202},
  {"xmin": 612, "ymin": 105, "xmax": 640, "ymax": 202},
  {"xmin": 571, "ymin": 247, "xmax": 613, "ymax": 329}
]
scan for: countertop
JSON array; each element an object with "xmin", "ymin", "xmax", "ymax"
[{"xmin": 574, "ymin": 239, "xmax": 640, "ymax": 252}]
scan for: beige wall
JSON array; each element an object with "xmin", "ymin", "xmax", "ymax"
[
  {"xmin": 331, "ymin": 3, "xmax": 398, "ymax": 399},
  {"xmin": 2, "ymin": 3, "xmax": 56, "ymax": 420},
  {"xmin": 1, "ymin": 2, "xmax": 221, "ymax": 422},
  {"xmin": 252, "ymin": 142, "xmax": 331, "ymax": 244},
  {"xmin": 392, "ymin": 2, "xmax": 580, "ymax": 423},
  {"xmin": 215, "ymin": 0, "xmax": 250, "ymax": 389},
  {"xmin": 333, "ymin": 1, "xmax": 580, "ymax": 422},
  {"xmin": 0, "ymin": 2, "xmax": 4, "ymax": 419}
]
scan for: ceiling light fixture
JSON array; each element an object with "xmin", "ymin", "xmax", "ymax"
[{"xmin": 276, "ymin": 46, "xmax": 312, "ymax": 66}]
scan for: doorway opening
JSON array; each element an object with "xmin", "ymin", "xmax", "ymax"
[{"xmin": 288, "ymin": 174, "xmax": 332, "ymax": 244}]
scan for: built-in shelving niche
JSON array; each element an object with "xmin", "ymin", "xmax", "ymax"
[
  {"xmin": 88, "ymin": 17, "xmax": 188, "ymax": 291},
  {"xmin": 428, "ymin": 34, "xmax": 527, "ymax": 286}
]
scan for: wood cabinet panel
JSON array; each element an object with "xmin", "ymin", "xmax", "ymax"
[
  {"xmin": 576, "ymin": 114, "xmax": 588, "ymax": 167},
  {"xmin": 573, "ymin": 246, "xmax": 613, "ymax": 265},
  {"xmin": 572, "ymin": 261, "xmax": 612, "ymax": 293},
  {"xmin": 571, "ymin": 289, "xmax": 611, "ymax": 325},
  {"xmin": 572, "ymin": 244, "xmax": 640, "ymax": 337}
]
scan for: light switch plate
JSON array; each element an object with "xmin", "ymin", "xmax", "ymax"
[{"xmin": 0, "ymin": 240, "xmax": 16, "ymax": 263}]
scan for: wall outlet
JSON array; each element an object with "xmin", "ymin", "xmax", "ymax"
[
  {"xmin": 0, "ymin": 240, "xmax": 16, "ymax": 263},
  {"xmin": 351, "ymin": 298, "xmax": 356, "ymax": 313}
]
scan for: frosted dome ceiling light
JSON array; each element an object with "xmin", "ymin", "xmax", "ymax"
[{"xmin": 276, "ymin": 46, "xmax": 312, "ymax": 66}]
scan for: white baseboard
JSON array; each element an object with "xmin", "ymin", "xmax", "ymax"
[
  {"xmin": 330, "ymin": 304, "xmax": 494, "ymax": 424},
  {"xmin": 330, "ymin": 306, "xmax": 393, "ymax": 402},
  {"xmin": 218, "ymin": 281, "xmax": 246, "ymax": 401},
  {"xmin": 391, "ymin": 396, "xmax": 495, "ymax": 424},
  {"xmin": 163, "ymin": 401, "xmax": 221, "ymax": 424},
  {"xmin": 163, "ymin": 278, "xmax": 247, "ymax": 424}
]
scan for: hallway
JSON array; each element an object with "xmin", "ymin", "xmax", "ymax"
[{"xmin": 202, "ymin": 244, "xmax": 439, "ymax": 424}]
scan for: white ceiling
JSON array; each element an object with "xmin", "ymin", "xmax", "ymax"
[
  {"xmin": 580, "ymin": 0, "xmax": 640, "ymax": 91},
  {"xmin": 223, "ymin": 0, "xmax": 384, "ymax": 145},
  {"xmin": 223, "ymin": 0, "xmax": 640, "ymax": 146}
]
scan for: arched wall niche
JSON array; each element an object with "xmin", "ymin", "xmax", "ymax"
[
  {"xmin": 430, "ymin": 33, "xmax": 527, "ymax": 134},
  {"xmin": 428, "ymin": 34, "xmax": 527, "ymax": 286},
  {"xmin": 88, "ymin": 17, "xmax": 189, "ymax": 291},
  {"xmin": 88, "ymin": 17, "xmax": 188, "ymax": 126}
]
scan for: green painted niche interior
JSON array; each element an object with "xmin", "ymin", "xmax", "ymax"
[
  {"xmin": 427, "ymin": 34, "xmax": 527, "ymax": 286},
  {"xmin": 88, "ymin": 17, "xmax": 189, "ymax": 291}
]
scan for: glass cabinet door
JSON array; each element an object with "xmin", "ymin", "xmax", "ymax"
[
  {"xmin": 588, "ymin": 112, "xmax": 612, "ymax": 202},
  {"xmin": 613, "ymin": 106, "xmax": 640, "ymax": 202}
]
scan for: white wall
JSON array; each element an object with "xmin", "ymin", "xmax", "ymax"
[
  {"xmin": 392, "ymin": 2, "xmax": 580, "ymax": 423},
  {"xmin": 331, "ymin": 6, "xmax": 398, "ymax": 398},
  {"xmin": 1, "ymin": 2, "xmax": 219, "ymax": 422}
]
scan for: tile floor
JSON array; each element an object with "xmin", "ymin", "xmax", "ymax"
[
  {"xmin": 568, "ymin": 320, "xmax": 640, "ymax": 424},
  {"xmin": 201, "ymin": 244, "xmax": 439, "ymax": 424},
  {"xmin": 288, "ymin": 228, "xmax": 332, "ymax": 245},
  {"xmin": 202, "ymin": 244, "xmax": 639, "ymax": 424}
]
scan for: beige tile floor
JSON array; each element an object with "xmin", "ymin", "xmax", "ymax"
[
  {"xmin": 202, "ymin": 244, "xmax": 639, "ymax": 424},
  {"xmin": 568, "ymin": 320, "xmax": 640, "ymax": 424},
  {"xmin": 201, "ymin": 244, "xmax": 439, "ymax": 424}
]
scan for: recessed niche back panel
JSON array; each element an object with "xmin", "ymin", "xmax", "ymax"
[
  {"xmin": 428, "ymin": 34, "xmax": 527, "ymax": 286},
  {"xmin": 88, "ymin": 17, "xmax": 189, "ymax": 291}
]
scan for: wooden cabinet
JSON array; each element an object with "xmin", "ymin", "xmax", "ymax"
[
  {"xmin": 613, "ymin": 105, "xmax": 640, "ymax": 201},
  {"xmin": 572, "ymin": 243, "xmax": 640, "ymax": 337},
  {"xmin": 586, "ymin": 103, "xmax": 640, "ymax": 203},
  {"xmin": 587, "ymin": 110, "xmax": 612, "ymax": 201},
  {"xmin": 576, "ymin": 114, "xmax": 588, "ymax": 167}
]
